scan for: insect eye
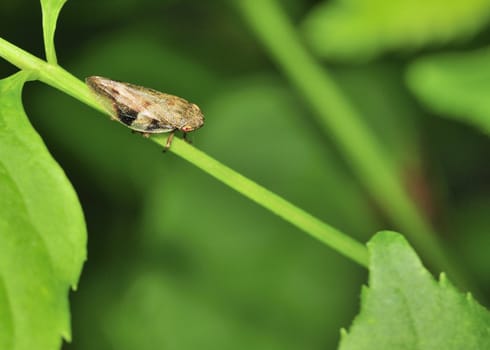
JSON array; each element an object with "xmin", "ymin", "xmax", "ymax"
[{"xmin": 181, "ymin": 125, "xmax": 193, "ymax": 132}]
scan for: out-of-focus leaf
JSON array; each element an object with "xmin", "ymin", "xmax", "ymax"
[
  {"xmin": 302, "ymin": 0, "xmax": 490, "ymax": 61},
  {"xmin": 339, "ymin": 231, "xmax": 490, "ymax": 350},
  {"xmin": 0, "ymin": 72, "xmax": 86, "ymax": 349},
  {"xmin": 407, "ymin": 48, "xmax": 490, "ymax": 135},
  {"xmin": 40, "ymin": 0, "xmax": 67, "ymax": 63}
]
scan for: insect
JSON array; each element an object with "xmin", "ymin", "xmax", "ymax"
[{"xmin": 86, "ymin": 76, "xmax": 204, "ymax": 149}]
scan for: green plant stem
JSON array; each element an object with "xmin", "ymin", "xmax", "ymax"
[
  {"xmin": 41, "ymin": 9, "xmax": 58, "ymax": 64},
  {"xmin": 0, "ymin": 38, "xmax": 102, "ymax": 113},
  {"xmin": 0, "ymin": 36, "xmax": 369, "ymax": 267},
  {"xmin": 236, "ymin": 0, "xmax": 454, "ymax": 277}
]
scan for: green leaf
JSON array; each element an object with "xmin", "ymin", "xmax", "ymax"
[
  {"xmin": 339, "ymin": 231, "xmax": 490, "ymax": 350},
  {"xmin": 40, "ymin": 0, "xmax": 67, "ymax": 63},
  {"xmin": 0, "ymin": 72, "xmax": 86, "ymax": 349},
  {"xmin": 407, "ymin": 48, "xmax": 490, "ymax": 135},
  {"xmin": 302, "ymin": 0, "xmax": 490, "ymax": 61}
]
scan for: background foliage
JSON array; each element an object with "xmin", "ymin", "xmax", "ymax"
[{"xmin": 0, "ymin": 0, "xmax": 489, "ymax": 349}]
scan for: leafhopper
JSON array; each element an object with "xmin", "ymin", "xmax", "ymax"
[{"xmin": 86, "ymin": 76, "xmax": 204, "ymax": 148}]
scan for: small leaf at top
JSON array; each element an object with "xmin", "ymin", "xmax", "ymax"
[
  {"xmin": 301, "ymin": 0, "xmax": 490, "ymax": 62},
  {"xmin": 0, "ymin": 71, "xmax": 86, "ymax": 349},
  {"xmin": 407, "ymin": 47, "xmax": 490, "ymax": 135},
  {"xmin": 40, "ymin": 0, "xmax": 68, "ymax": 64},
  {"xmin": 339, "ymin": 231, "xmax": 490, "ymax": 350}
]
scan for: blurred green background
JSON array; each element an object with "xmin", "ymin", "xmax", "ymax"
[{"xmin": 1, "ymin": 0, "xmax": 489, "ymax": 349}]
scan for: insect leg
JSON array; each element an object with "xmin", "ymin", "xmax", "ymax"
[{"xmin": 163, "ymin": 131, "xmax": 175, "ymax": 152}]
